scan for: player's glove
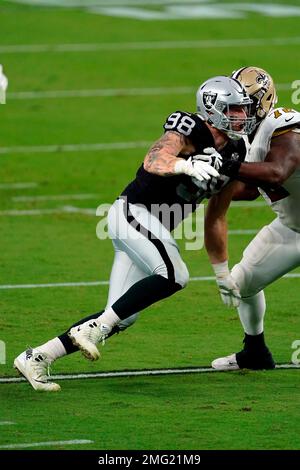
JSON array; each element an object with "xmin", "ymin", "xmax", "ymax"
[
  {"xmin": 212, "ymin": 261, "xmax": 241, "ymax": 308},
  {"xmin": 192, "ymin": 147, "xmax": 223, "ymax": 171},
  {"xmin": 0, "ymin": 64, "xmax": 8, "ymax": 104},
  {"xmin": 174, "ymin": 156, "xmax": 219, "ymax": 182},
  {"xmin": 195, "ymin": 147, "xmax": 243, "ymax": 178}
]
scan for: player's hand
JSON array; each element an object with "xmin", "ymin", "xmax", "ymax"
[
  {"xmin": 216, "ymin": 274, "xmax": 241, "ymax": 308},
  {"xmin": 0, "ymin": 64, "xmax": 8, "ymax": 104},
  {"xmin": 174, "ymin": 156, "xmax": 219, "ymax": 182},
  {"xmin": 212, "ymin": 261, "xmax": 241, "ymax": 308},
  {"xmin": 192, "ymin": 147, "xmax": 223, "ymax": 171}
]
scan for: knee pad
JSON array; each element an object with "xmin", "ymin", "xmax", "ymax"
[
  {"xmin": 231, "ymin": 262, "xmax": 261, "ymax": 298},
  {"xmin": 153, "ymin": 260, "xmax": 189, "ymax": 288}
]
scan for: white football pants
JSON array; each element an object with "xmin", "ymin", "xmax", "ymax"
[
  {"xmin": 105, "ymin": 198, "xmax": 189, "ymax": 330},
  {"xmin": 231, "ymin": 217, "xmax": 300, "ymax": 335}
]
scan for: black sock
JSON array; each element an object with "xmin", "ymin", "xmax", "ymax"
[
  {"xmin": 237, "ymin": 332, "xmax": 275, "ymax": 369},
  {"xmin": 243, "ymin": 332, "xmax": 267, "ymax": 351},
  {"xmin": 112, "ymin": 274, "xmax": 181, "ymax": 320}
]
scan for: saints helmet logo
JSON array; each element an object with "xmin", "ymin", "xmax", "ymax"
[
  {"xmin": 203, "ymin": 92, "xmax": 217, "ymax": 109},
  {"xmin": 256, "ymin": 72, "xmax": 269, "ymax": 88},
  {"xmin": 231, "ymin": 152, "xmax": 240, "ymax": 161}
]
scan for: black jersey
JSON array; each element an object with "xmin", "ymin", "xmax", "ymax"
[{"xmin": 121, "ymin": 110, "xmax": 246, "ymax": 231}]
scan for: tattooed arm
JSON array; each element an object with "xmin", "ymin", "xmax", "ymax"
[{"xmin": 143, "ymin": 131, "xmax": 190, "ymax": 176}]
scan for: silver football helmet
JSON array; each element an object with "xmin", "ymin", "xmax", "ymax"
[{"xmin": 196, "ymin": 76, "xmax": 256, "ymax": 139}]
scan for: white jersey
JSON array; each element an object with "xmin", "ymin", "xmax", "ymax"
[{"xmin": 246, "ymin": 107, "xmax": 300, "ymax": 232}]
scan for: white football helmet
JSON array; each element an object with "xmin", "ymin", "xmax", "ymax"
[
  {"xmin": 231, "ymin": 66, "xmax": 277, "ymax": 122},
  {"xmin": 0, "ymin": 64, "xmax": 8, "ymax": 104},
  {"xmin": 196, "ymin": 75, "xmax": 256, "ymax": 139}
]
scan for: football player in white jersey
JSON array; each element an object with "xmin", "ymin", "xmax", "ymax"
[
  {"xmin": 208, "ymin": 67, "xmax": 300, "ymax": 370},
  {"xmin": 0, "ymin": 64, "xmax": 8, "ymax": 104}
]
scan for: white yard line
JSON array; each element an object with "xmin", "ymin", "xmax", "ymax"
[
  {"xmin": 0, "ymin": 439, "xmax": 93, "ymax": 449},
  {"xmin": 1, "ymin": 363, "xmax": 299, "ymax": 386},
  {"xmin": 0, "ymin": 182, "xmax": 38, "ymax": 190},
  {"xmin": 1, "ymin": 0, "xmax": 218, "ymax": 7},
  {"xmin": 0, "ymin": 206, "xmax": 96, "ymax": 216},
  {"xmin": 0, "ymin": 281, "xmax": 108, "ymax": 290},
  {"xmin": 0, "ymin": 273, "xmax": 299, "ymax": 290},
  {"xmin": 0, "ymin": 141, "xmax": 151, "ymax": 155},
  {"xmin": 0, "ymin": 206, "xmax": 268, "ymax": 217},
  {"xmin": 6, "ymin": 83, "xmax": 292, "ymax": 100},
  {"xmin": 1, "ymin": 37, "xmax": 300, "ymax": 54},
  {"xmin": 0, "ymin": 422, "xmax": 16, "ymax": 426},
  {"xmin": 230, "ymin": 201, "xmax": 267, "ymax": 207},
  {"xmin": 228, "ymin": 229, "xmax": 258, "ymax": 234},
  {"xmin": 12, "ymin": 193, "xmax": 98, "ymax": 202},
  {"xmin": 8, "ymin": 86, "xmax": 194, "ymax": 100}
]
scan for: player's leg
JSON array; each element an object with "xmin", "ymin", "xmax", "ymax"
[
  {"xmin": 69, "ymin": 198, "xmax": 189, "ymax": 360},
  {"xmin": 105, "ymin": 248, "xmax": 148, "ymax": 334},
  {"xmin": 212, "ymin": 218, "xmax": 300, "ymax": 370},
  {"xmin": 14, "ymin": 248, "xmax": 146, "ymax": 391},
  {"xmin": 57, "ymin": 248, "xmax": 147, "ymax": 357},
  {"xmin": 14, "ymin": 199, "xmax": 189, "ymax": 387}
]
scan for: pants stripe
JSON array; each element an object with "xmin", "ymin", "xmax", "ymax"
[{"xmin": 123, "ymin": 200, "xmax": 176, "ymax": 283}]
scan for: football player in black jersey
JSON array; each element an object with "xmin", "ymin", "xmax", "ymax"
[{"xmin": 14, "ymin": 76, "xmax": 256, "ymax": 391}]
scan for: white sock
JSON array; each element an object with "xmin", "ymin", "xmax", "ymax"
[
  {"xmin": 238, "ymin": 291, "xmax": 266, "ymax": 336},
  {"xmin": 36, "ymin": 337, "xmax": 67, "ymax": 363},
  {"xmin": 96, "ymin": 307, "xmax": 121, "ymax": 329}
]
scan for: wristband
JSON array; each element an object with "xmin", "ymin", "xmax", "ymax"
[
  {"xmin": 174, "ymin": 159, "xmax": 188, "ymax": 175},
  {"xmin": 212, "ymin": 260, "xmax": 230, "ymax": 277}
]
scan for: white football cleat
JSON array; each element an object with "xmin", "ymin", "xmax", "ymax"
[
  {"xmin": 14, "ymin": 349, "xmax": 61, "ymax": 392},
  {"xmin": 68, "ymin": 320, "xmax": 111, "ymax": 361},
  {"xmin": 211, "ymin": 353, "xmax": 239, "ymax": 371}
]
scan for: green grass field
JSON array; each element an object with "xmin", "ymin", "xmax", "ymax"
[{"xmin": 0, "ymin": 0, "xmax": 300, "ymax": 451}]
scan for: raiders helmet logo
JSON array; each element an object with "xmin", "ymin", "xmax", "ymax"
[
  {"xmin": 256, "ymin": 72, "xmax": 269, "ymax": 88},
  {"xmin": 203, "ymin": 92, "xmax": 217, "ymax": 109}
]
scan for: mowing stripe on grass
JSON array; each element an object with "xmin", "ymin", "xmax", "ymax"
[
  {"xmin": 1, "ymin": 37, "xmax": 300, "ymax": 54},
  {"xmin": 6, "ymin": 83, "xmax": 292, "ymax": 100},
  {"xmin": 0, "ymin": 182, "xmax": 38, "ymax": 190},
  {"xmin": 0, "ymin": 272, "xmax": 299, "ymax": 290},
  {"xmin": 1, "ymin": 364, "xmax": 300, "ymax": 385},
  {"xmin": 8, "ymin": 86, "xmax": 194, "ymax": 100},
  {"xmin": 0, "ymin": 206, "xmax": 96, "ymax": 216},
  {"xmin": 0, "ymin": 422, "xmax": 16, "ymax": 426},
  {"xmin": 12, "ymin": 193, "xmax": 98, "ymax": 202},
  {"xmin": 0, "ymin": 206, "xmax": 271, "ymax": 216},
  {"xmin": 0, "ymin": 439, "xmax": 94, "ymax": 449},
  {"xmin": 0, "ymin": 141, "xmax": 152, "ymax": 155}
]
